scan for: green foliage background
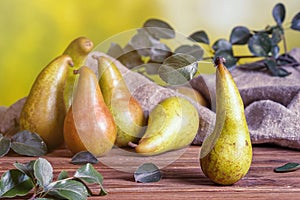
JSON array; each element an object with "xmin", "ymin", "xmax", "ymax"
[{"xmin": 0, "ymin": 0, "xmax": 299, "ymax": 106}]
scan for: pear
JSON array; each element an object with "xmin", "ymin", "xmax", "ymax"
[
  {"xmin": 200, "ymin": 57, "xmax": 252, "ymax": 185},
  {"xmin": 62, "ymin": 37, "xmax": 94, "ymax": 111},
  {"xmin": 93, "ymin": 55, "xmax": 145, "ymax": 147},
  {"xmin": 19, "ymin": 55, "xmax": 73, "ymax": 149},
  {"xmin": 63, "ymin": 66, "xmax": 116, "ymax": 157},
  {"xmin": 135, "ymin": 96, "xmax": 199, "ymax": 156}
]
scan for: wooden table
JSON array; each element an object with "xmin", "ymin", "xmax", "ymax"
[{"xmin": 1, "ymin": 145, "xmax": 299, "ymax": 200}]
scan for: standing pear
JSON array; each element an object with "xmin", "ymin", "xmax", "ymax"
[
  {"xmin": 93, "ymin": 55, "xmax": 145, "ymax": 147},
  {"xmin": 19, "ymin": 55, "xmax": 73, "ymax": 149},
  {"xmin": 62, "ymin": 37, "xmax": 94, "ymax": 111},
  {"xmin": 63, "ymin": 66, "xmax": 116, "ymax": 157},
  {"xmin": 200, "ymin": 57, "xmax": 252, "ymax": 185}
]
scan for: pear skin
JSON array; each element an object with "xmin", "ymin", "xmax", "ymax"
[
  {"xmin": 63, "ymin": 66, "xmax": 116, "ymax": 157},
  {"xmin": 93, "ymin": 55, "xmax": 145, "ymax": 147},
  {"xmin": 135, "ymin": 96, "xmax": 199, "ymax": 156},
  {"xmin": 19, "ymin": 55, "xmax": 73, "ymax": 149},
  {"xmin": 200, "ymin": 57, "xmax": 252, "ymax": 185},
  {"xmin": 172, "ymin": 86, "xmax": 208, "ymax": 107},
  {"xmin": 63, "ymin": 37, "xmax": 94, "ymax": 111}
]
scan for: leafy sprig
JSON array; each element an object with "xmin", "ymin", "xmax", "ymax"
[
  {"xmin": 0, "ymin": 158, "xmax": 107, "ymax": 199},
  {"xmin": 107, "ymin": 2, "xmax": 300, "ymax": 85}
]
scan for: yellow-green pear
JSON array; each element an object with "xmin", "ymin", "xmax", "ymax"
[
  {"xmin": 19, "ymin": 55, "xmax": 73, "ymax": 149},
  {"xmin": 63, "ymin": 36, "xmax": 94, "ymax": 111},
  {"xmin": 93, "ymin": 55, "xmax": 145, "ymax": 147},
  {"xmin": 200, "ymin": 57, "xmax": 252, "ymax": 185},
  {"xmin": 135, "ymin": 96, "xmax": 199, "ymax": 156},
  {"xmin": 63, "ymin": 66, "xmax": 117, "ymax": 157}
]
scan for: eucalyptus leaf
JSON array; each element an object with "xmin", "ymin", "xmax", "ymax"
[
  {"xmin": 248, "ymin": 33, "xmax": 272, "ymax": 57},
  {"xmin": 274, "ymin": 162, "xmax": 300, "ymax": 173},
  {"xmin": 130, "ymin": 29, "xmax": 157, "ymax": 56},
  {"xmin": 74, "ymin": 163, "xmax": 107, "ymax": 196},
  {"xmin": 214, "ymin": 50, "xmax": 237, "ymax": 68},
  {"xmin": 11, "ymin": 130, "xmax": 47, "ymax": 156},
  {"xmin": 118, "ymin": 45, "xmax": 144, "ymax": 69},
  {"xmin": 264, "ymin": 59, "xmax": 291, "ymax": 77},
  {"xmin": 291, "ymin": 12, "xmax": 300, "ymax": 31},
  {"xmin": 158, "ymin": 53, "xmax": 197, "ymax": 85},
  {"xmin": 134, "ymin": 163, "xmax": 162, "ymax": 183},
  {"xmin": 0, "ymin": 169, "xmax": 34, "ymax": 198},
  {"xmin": 143, "ymin": 18, "xmax": 175, "ymax": 39},
  {"xmin": 57, "ymin": 170, "xmax": 69, "ymax": 181},
  {"xmin": 174, "ymin": 44, "xmax": 204, "ymax": 60},
  {"xmin": 13, "ymin": 161, "xmax": 35, "ymax": 180},
  {"xmin": 271, "ymin": 45, "xmax": 280, "ymax": 58},
  {"xmin": 143, "ymin": 63, "xmax": 161, "ymax": 75},
  {"xmin": 71, "ymin": 151, "xmax": 99, "ymax": 165},
  {"xmin": 45, "ymin": 179, "xmax": 89, "ymax": 200},
  {"xmin": 34, "ymin": 158, "xmax": 53, "ymax": 188},
  {"xmin": 0, "ymin": 134, "xmax": 11, "ymax": 157},
  {"xmin": 150, "ymin": 42, "xmax": 172, "ymax": 63},
  {"xmin": 188, "ymin": 30, "xmax": 210, "ymax": 44},
  {"xmin": 271, "ymin": 26, "xmax": 283, "ymax": 44},
  {"xmin": 106, "ymin": 42, "xmax": 124, "ymax": 59},
  {"xmin": 212, "ymin": 39, "xmax": 232, "ymax": 52},
  {"xmin": 272, "ymin": 3, "xmax": 286, "ymax": 25},
  {"xmin": 229, "ymin": 26, "xmax": 251, "ymax": 45}
]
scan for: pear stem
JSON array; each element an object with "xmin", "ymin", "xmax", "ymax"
[
  {"xmin": 214, "ymin": 57, "xmax": 226, "ymax": 66},
  {"xmin": 128, "ymin": 142, "xmax": 138, "ymax": 148}
]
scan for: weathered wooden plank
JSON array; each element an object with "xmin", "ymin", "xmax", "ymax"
[{"xmin": 0, "ymin": 146, "xmax": 299, "ymax": 200}]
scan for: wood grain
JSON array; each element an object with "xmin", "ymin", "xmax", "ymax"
[{"xmin": 0, "ymin": 146, "xmax": 299, "ymax": 200}]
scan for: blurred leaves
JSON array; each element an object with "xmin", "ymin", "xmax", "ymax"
[
  {"xmin": 272, "ymin": 3, "xmax": 286, "ymax": 25},
  {"xmin": 134, "ymin": 163, "xmax": 162, "ymax": 183},
  {"xmin": 188, "ymin": 31, "xmax": 210, "ymax": 44}
]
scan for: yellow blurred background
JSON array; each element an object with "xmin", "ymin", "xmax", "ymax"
[{"xmin": 0, "ymin": 0, "xmax": 299, "ymax": 106}]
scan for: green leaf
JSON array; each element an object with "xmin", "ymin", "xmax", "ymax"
[
  {"xmin": 174, "ymin": 44, "xmax": 204, "ymax": 60},
  {"xmin": 0, "ymin": 169, "xmax": 34, "ymax": 198},
  {"xmin": 11, "ymin": 130, "xmax": 47, "ymax": 156},
  {"xmin": 134, "ymin": 163, "xmax": 162, "ymax": 183},
  {"xmin": 129, "ymin": 29, "xmax": 156, "ymax": 57},
  {"xmin": 271, "ymin": 45, "xmax": 280, "ymax": 58},
  {"xmin": 272, "ymin": 3, "xmax": 285, "ymax": 25},
  {"xmin": 118, "ymin": 44, "xmax": 144, "ymax": 69},
  {"xmin": 45, "ymin": 179, "xmax": 89, "ymax": 200},
  {"xmin": 158, "ymin": 53, "xmax": 198, "ymax": 85},
  {"xmin": 0, "ymin": 134, "xmax": 11, "ymax": 157},
  {"xmin": 264, "ymin": 59, "xmax": 291, "ymax": 77},
  {"xmin": 74, "ymin": 163, "xmax": 107, "ymax": 196},
  {"xmin": 188, "ymin": 31, "xmax": 210, "ymax": 44},
  {"xmin": 291, "ymin": 12, "xmax": 300, "ymax": 31},
  {"xmin": 106, "ymin": 42, "xmax": 124, "ymax": 59},
  {"xmin": 214, "ymin": 50, "xmax": 237, "ymax": 68},
  {"xmin": 143, "ymin": 63, "xmax": 161, "ymax": 75},
  {"xmin": 34, "ymin": 158, "xmax": 53, "ymax": 188},
  {"xmin": 212, "ymin": 39, "xmax": 232, "ymax": 52},
  {"xmin": 143, "ymin": 18, "xmax": 175, "ymax": 39},
  {"xmin": 13, "ymin": 161, "xmax": 35, "ymax": 180},
  {"xmin": 248, "ymin": 33, "xmax": 272, "ymax": 57},
  {"xmin": 229, "ymin": 26, "xmax": 251, "ymax": 45},
  {"xmin": 271, "ymin": 26, "xmax": 283, "ymax": 44},
  {"xmin": 274, "ymin": 162, "xmax": 300, "ymax": 173},
  {"xmin": 57, "ymin": 170, "xmax": 69, "ymax": 181},
  {"xmin": 71, "ymin": 151, "xmax": 99, "ymax": 165},
  {"xmin": 149, "ymin": 42, "xmax": 172, "ymax": 63}
]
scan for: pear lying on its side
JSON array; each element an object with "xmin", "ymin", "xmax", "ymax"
[
  {"xmin": 200, "ymin": 57, "xmax": 252, "ymax": 185},
  {"xmin": 19, "ymin": 55, "xmax": 73, "ymax": 149},
  {"xmin": 63, "ymin": 66, "xmax": 116, "ymax": 157},
  {"xmin": 135, "ymin": 96, "xmax": 199, "ymax": 156}
]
